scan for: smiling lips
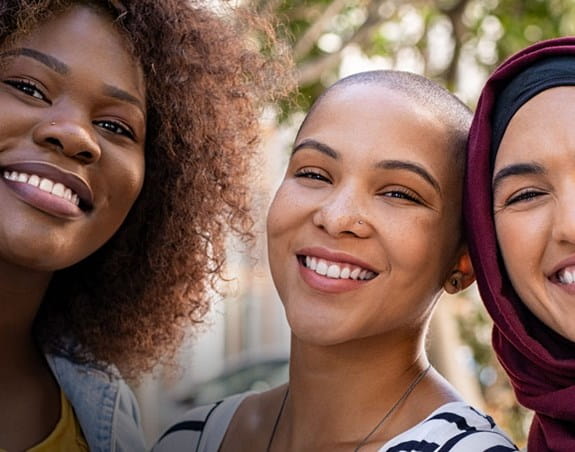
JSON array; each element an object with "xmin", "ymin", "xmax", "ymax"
[
  {"xmin": 4, "ymin": 169, "xmax": 81, "ymax": 206},
  {"xmin": 301, "ymin": 255, "xmax": 377, "ymax": 281}
]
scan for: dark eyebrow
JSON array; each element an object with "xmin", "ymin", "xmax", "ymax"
[
  {"xmin": 0, "ymin": 48, "xmax": 69, "ymax": 75},
  {"xmin": 0, "ymin": 48, "xmax": 145, "ymax": 114},
  {"xmin": 492, "ymin": 162, "xmax": 546, "ymax": 193},
  {"xmin": 376, "ymin": 160, "xmax": 441, "ymax": 194},
  {"xmin": 103, "ymin": 84, "xmax": 145, "ymax": 113},
  {"xmin": 292, "ymin": 139, "xmax": 338, "ymax": 159}
]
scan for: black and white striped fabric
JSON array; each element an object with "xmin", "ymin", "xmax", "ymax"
[
  {"xmin": 379, "ymin": 402, "xmax": 518, "ymax": 451},
  {"xmin": 153, "ymin": 393, "xmax": 519, "ymax": 451}
]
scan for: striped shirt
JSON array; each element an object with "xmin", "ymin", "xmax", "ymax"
[{"xmin": 153, "ymin": 393, "xmax": 519, "ymax": 451}]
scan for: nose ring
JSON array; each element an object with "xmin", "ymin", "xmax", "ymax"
[{"xmin": 50, "ymin": 121, "xmax": 56, "ymax": 126}]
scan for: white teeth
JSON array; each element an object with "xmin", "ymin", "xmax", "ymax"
[
  {"xmin": 52, "ymin": 182, "xmax": 65, "ymax": 197},
  {"xmin": 306, "ymin": 256, "xmax": 319, "ymax": 271},
  {"xmin": 2, "ymin": 170, "xmax": 80, "ymax": 205},
  {"xmin": 559, "ymin": 269, "xmax": 575, "ymax": 284},
  {"xmin": 28, "ymin": 174, "xmax": 40, "ymax": 187},
  {"xmin": 327, "ymin": 264, "xmax": 340, "ymax": 278},
  {"xmin": 303, "ymin": 256, "xmax": 376, "ymax": 281},
  {"xmin": 316, "ymin": 260, "xmax": 328, "ymax": 276},
  {"xmin": 39, "ymin": 178, "xmax": 53, "ymax": 193}
]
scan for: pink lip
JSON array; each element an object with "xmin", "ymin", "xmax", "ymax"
[
  {"xmin": 548, "ymin": 256, "xmax": 575, "ymax": 280},
  {"xmin": 298, "ymin": 263, "xmax": 370, "ymax": 294},
  {"xmin": 1, "ymin": 161, "xmax": 94, "ymax": 219},
  {"xmin": 296, "ymin": 246, "xmax": 378, "ymax": 272},
  {"xmin": 1, "ymin": 161, "xmax": 93, "ymax": 209}
]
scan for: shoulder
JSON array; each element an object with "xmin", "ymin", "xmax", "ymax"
[
  {"xmin": 46, "ymin": 353, "xmax": 146, "ymax": 452},
  {"xmin": 379, "ymin": 402, "xmax": 519, "ymax": 452},
  {"xmin": 153, "ymin": 391, "xmax": 253, "ymax": 452}
]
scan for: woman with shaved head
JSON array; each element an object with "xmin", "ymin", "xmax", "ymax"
[{"xmin": 155, "ymin": 71, "xmax": 517, "ymax": 452}]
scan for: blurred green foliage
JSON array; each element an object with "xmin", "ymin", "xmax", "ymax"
[{"xmin": 265, "ymin": 0, "xmax": 575, "ymax": 111}]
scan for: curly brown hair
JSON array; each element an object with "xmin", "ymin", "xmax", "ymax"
[{"xmin": 0, "ymin": 0, "xmax": 293, "ymax": 379}]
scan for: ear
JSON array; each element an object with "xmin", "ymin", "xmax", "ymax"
[{"xmin": 443, "ymin": 249, "xmax": 475, "ymax": 294}]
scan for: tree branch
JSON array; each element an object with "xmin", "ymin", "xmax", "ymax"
[{"xmin": 297, "ymin": 0, "xmax": 386, "ymax": 86}]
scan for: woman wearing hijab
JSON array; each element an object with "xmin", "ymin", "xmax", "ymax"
[{"xmin": 465, "ymin": 37, "xmax": 575, "ymax": 451}]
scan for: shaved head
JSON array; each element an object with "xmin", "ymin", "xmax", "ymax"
[{"xmin": 297, "ymin": 70, "xmax": 472, "ymax": 168}]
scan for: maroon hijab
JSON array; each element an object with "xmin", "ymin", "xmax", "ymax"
[{"xmin": 464, "ymin": 37, "xmax": 575, "ymax": 451}]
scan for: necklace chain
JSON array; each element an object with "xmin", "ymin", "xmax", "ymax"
[
  {"xmin": 266, "ymin": 386, "xmax": 290, "ymax": 452},
  {"xmin": 266, "ymin": 363, "xmax": 432, "ymax": 452},
  {"xmin": 353, "ymin": 363, "xmax": 431, "ymax": 451}
]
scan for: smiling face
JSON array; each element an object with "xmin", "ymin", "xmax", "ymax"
[
  {"xmin": 0, "ymin": 5, "xmax": 146, "ymax": 271},
  {"xmin": 493, "ymin": 86, "xmax": 575, "ymax": 342},
  {"xmin": 267, "ymin": 83, "xmax": 466, "ymax": 345}
]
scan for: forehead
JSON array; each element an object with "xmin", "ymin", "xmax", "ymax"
[
  {"xmin": 298, "ymin": 83, "xmax": 457, "ymax": 183},
  {"xmin": 302, "ymin": 83, "xmax": 446, "ymax": 144},
  {"xmin": 7, "ymin": 6, "xmax": 144, "ymax": 94}
]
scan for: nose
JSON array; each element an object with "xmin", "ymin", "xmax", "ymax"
[
  {"xmin": 33, "ymin": 112, "xmax": 101, "ymax": 164},
  {"xmin": 312, "ymin": 185, "xmax": 372, "ymax": 238}
]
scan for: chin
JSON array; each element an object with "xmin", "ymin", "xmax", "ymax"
[
  {"xmin": 1, "ymin": 241, "xmax": 88, "ymax": 272},
  {"xmin": 554, "ymin": 324, "xmax": 575, "ymax": 344},
  {"xmin": 288, "ymin": 318, "xmax": 354, "ymax": 347}
]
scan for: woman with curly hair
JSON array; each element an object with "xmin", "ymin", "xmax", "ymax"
[{"xmin": 0, "ymin": 0, "xmax": 289, "ymax": 450}]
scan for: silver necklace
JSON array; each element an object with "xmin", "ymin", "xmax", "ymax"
[{"xmin": 265, "ymin": 363, "xmax": 431, "ymax": 452}]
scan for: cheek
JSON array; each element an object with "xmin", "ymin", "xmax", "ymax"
[
  {"xmin": 266, "ymin": 183, "xmax": 306, "ymax": 240},
  {"xmin": 393, "ymin": 213, "xmax": 460, "ymax": 287},
  {"xmin": 266, "ymin": 184, "xmax": 308, "ymax": 298},
  {"xmin": 389, "ymin": 212, "xmax": 449, "ymax": 262},
  {"xmin": 105, "ymin": 153, "xmax": 145, "ymax": 213},
  {"xmin": 496, "ymin": 213, "xmax": 545, "ymax": 281}
]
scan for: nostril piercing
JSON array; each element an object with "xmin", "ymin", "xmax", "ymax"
[
  {"xmin": 358, "ymin": 220, "xmax": 364, "ymax": 225},
  {"xmin": 50, "ymin": 121, "xmax": 56, "ymax": 126}
]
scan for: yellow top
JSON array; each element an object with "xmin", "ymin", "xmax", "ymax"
[{"xmin": 1, "ymin": 390, "xmax": 88, "ymax": 452}]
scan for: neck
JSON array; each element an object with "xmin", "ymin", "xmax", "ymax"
[
  {"xmin": 290, "ymin": 327, "xmax": 426, "ymax": 385},
  {"xmin": 0, "ymin": 260, "xmax": 53, "ymax": 374},
  {"xmin": 276, "ymin": 332, "xmax": 444, "ymax": 450}
]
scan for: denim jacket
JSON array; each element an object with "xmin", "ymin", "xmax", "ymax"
[{"xmin": 46, "ymin": 353, "xmax": 147, "ymax": 452}]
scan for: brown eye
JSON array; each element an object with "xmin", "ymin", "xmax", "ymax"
[
  {"xmin": 381, "ymin": 188, "xmax": 422, "ymax": 205},
  {"xmin": 93, "ymin": 120, "xmax": 135, "ymax": 140},
  {"xmin": 4, "ymin": 79, "xmax": 49, "ymax": 102},
  {"xmin": 506, "ymin": 189, "xmax": 546, "ymax": 206},
  {"xmin": 294, "ymin": 169, "xmax": 331, "ymax": 183}
]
